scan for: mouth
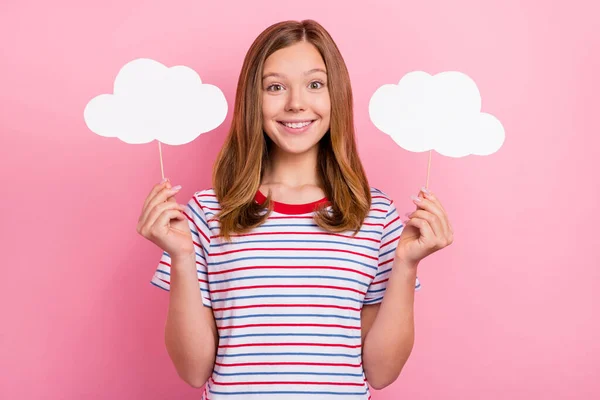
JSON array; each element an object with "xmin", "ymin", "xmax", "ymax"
[{"xmin": 277, "ymin": 119, "xmax": 317, "ymax": 134}]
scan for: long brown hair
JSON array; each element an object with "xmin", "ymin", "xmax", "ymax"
[{"xmin": 212, "ymin": 19, "xmax": 371, "ymax": 240}]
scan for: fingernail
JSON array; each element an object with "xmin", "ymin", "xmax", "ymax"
[
  {"xmin": 172, "ymin": 185, "xmax": 182, "ymax": 191},
  {"xmin": 411, "ymin": 195, "xmax": 422, "ymax": 203},
  {"xmin": 420, "ymin": 186, "xmax": 430, "ymax": 195},
  {"xmin": 404, "ymin": 212, "xmax": 412, "ymax": 217},
  {"xmin": 161, "ymin": 177, "xmax": 169, "ymax": 184}
]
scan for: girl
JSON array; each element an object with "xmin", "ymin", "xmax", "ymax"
[{"xmin": 138, "ymin": 19, "xmax": 453, "ymax": 399}]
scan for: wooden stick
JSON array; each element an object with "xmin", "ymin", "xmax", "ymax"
[
  {"xmin": 159, "ymin": 141, "xmax": 165, "ymax": 181},
  {"xmin": 426, "ymin": 150, "xmax": 432, "ymax": 189}
]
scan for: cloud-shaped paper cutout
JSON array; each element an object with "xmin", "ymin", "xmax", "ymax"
[
  {"xmin": 369, "ymin": 71, "xmax": 504, "ymax": 158},
  {"xmin": 84, "ymin": 58, "xmax": 228, "ymax": 145}
]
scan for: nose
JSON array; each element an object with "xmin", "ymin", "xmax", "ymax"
[{"xmin": 285, "ymin": 86, "xmax": 306, "ymax": 112}]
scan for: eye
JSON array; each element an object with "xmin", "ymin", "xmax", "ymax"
[
  {"xmin": 266, "ymin": 84, "xmax": 284, "ymax": 92},
  {"xmin": 309, "ymin": 81, "xmax": 325, "ymax": 89}
]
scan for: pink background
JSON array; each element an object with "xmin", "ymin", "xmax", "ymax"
[{"xmin": 1, "ymin": 0, "xmax": 598, "ymax": 398}]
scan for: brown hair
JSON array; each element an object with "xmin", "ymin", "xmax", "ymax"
[{"xmin": 212, "ymin": 19, "xmax": 371, "ymax": 240}]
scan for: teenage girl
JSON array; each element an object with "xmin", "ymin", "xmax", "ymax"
[{"xmin": 137, "ymin": 19, "xmax": 453, "ymax": 399}]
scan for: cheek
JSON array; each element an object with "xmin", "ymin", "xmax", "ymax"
[
  {"xmin": 314, "ymin": 95, "xmax": 331, "ymax": 118},
  {"xmin": 262, "ymin": 95, "xmax": 284, "ymax": 120}
]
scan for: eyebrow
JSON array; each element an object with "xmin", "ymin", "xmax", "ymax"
[{"xmin": 262, "ymin": 68, "xmax": 327, "ymax": 80}]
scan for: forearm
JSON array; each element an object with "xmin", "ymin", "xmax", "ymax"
[
  {"xmin": 165, "ymin": 254, "xmax": 218, "ymax": 388},
  {"xmin": 362, "ymin": 260, "xmax": 418, "ymax": 389}
]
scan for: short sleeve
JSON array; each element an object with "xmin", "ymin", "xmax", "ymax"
[
  {"xmin": 150, "ymin": 193, "xmax": 212, "ymax": 308},
  {"xmin": 363, "ymin": 200, "xmax": 421, "ymax": 305}
]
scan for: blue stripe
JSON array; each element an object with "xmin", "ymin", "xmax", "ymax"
[
  {"xmin": 187, "ymin": 204, "xmax": 209, "ymax": 230},
  {"xmin": 210, "ymin": 256, "xmax": 377, "ymax": 270},
  {"xmin": 211, "ymin": 293, "xmax": 362, "ymax": 304},
  {"xmin": 382, "ymin": 224, "xmax": 402, "ymax": 241},
  {"xmin": 363, "ymin": 296, "xmax": 383, "ymax": 304},
  {"xmin": 215, "ymin": 313, "xmax": 361, "ymax": 321},
  {"xmin": 210, "ymin": 238, "xmax": 378, "ymax": 252},
  {"xmin": 379, "ymin": 248, "xmax": 395, "ymax": 259},
  {"xmin": 210, "ymin": 274, "xmax": 369, "ymax": 287},
  {"xmin": 216, "ymin": 352, "xmax": 360, "ymax": 358}
]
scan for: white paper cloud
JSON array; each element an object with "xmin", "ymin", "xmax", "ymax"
[
  {"xmin": 84, "ymin": 58, "xmax": 228, "ymax": 145},
  {"xmin": 368, "ymin": 71, "xmax": 504, "ymax": 158}
]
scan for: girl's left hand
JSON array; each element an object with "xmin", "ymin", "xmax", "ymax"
[{"xmin": 395, "ymin": 187, "xmax": 454, "ymax": 267}]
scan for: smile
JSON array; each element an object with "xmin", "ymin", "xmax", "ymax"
[{"xmin": 277, "ymin": 120, "xmax": 316, "ymax": 133}]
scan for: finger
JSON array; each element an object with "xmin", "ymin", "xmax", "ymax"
[
  {"xmin": 405, "ymin": 217, "xmax": 436, "ymax": 246},
  {"xmin": 139, "ymin": 201, "xmax": 186, "ymax": 237},
  {"xmin": 411, "ymin": 196, "xmax": 445, "ymax": 223},
  {"xmin": 407, "ymin": 210, "xmax": 444, "ymax": 239},
  {"xmin": 412, "ymin": 194, "xmax": 451, "ymax": 236},
  {"xmin": 140, "ymin": 185, "xmax": 182, "ymax": 227},
  {"xmin": 424, "ymin": 191, "xmax": 453, "ymax": 235},
  {"xmin": 420, "ymin": 187, "xmax": 445, "ymax": 212},
  {"xmin": 147, "ymin": 208, "xmax": 188, "ymax": 241},
  {"xmin": 153, "ymin": 208, "xmax": 188, "ymax": 230},
  {"xmin": 142, "ymin": 179, "xmax": 171, "ymax": 213}
]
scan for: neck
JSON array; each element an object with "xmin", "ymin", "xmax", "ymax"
[{"xmin": 262, "ymin": 145, "xmax": 320, "ymax": 188}]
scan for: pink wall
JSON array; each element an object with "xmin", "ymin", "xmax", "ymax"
[{"xmin": 2, "ymin": 0, "xmax": 598, "ymax": 398}]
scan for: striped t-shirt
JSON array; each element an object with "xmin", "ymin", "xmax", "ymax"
[{"xmin": 151, "ymin": 187, "xmax": 421, "ymax": 399}]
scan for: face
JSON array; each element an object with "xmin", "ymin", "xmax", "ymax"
[{"xmin": 261, "ymin": 41, "xmax": 331, "ymax": 156}]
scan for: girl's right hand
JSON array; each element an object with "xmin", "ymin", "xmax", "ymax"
[{"xmin": 136, "ymin": 179, "xmax": 195, "ymax": 259}]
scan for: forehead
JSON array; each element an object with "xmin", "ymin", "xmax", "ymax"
[{"xmin": 263, "ymin": 41, "xmax": 326, "ymax": 78}]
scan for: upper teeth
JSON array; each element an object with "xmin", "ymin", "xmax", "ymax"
[{"xmin": 283, "ymin": 121, "xmax": 312, "ymax": 128}]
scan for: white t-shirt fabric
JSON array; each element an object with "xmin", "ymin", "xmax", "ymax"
[{"xmin": 151, "ymin": 187, "xmax": 420, "ymax": 399}]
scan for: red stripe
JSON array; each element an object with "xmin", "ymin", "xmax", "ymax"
[
  {"xmin": 218, "ymin": 322, "xmax": 361, "ymax": 330},
  {"xmin": 382, "ymin": 233, "xmax": 401, "ymax": 249},
  {"xmin": 212, "ymin": 303, "xmax": 361, "ymax": 312},
  {"xmin": 208, "ymin": 265, "xmax": 374, "ymax": 279},
  {"xmin": 211, "ymin": 231, "xmax": 379, "ymax": 243},
  {"xmin": 214, "ymin": 361, "xmax": 362, "ymax": 367},
  {"xmin": 211, "ymin": 380, "xmax": 364, "ymax": 387},
  {"xmin": 370, "ymin": 208, "xmax": 387, "ymax": 213},
  {"xmin": 371, "ymin": 277, "xmax": 389, "ymax": 286},
  {"xmin": 384, "ymin": 215, "xmax": 400, "ymax": 229},
  {"xmin": 185, "ymin": 204, "xmax": 210, "ymax": 243},
  {"xmin": 210, "ymin": 247, "xmax": 377, "ymax": 261},
  {"xmin": 219, "ymin": 342, "xmax": 361, "ymax": 349},
  {"xmin": 371, "ymin": 195, "xmax": 390, "ymax": 200},
  {"xmin": 378, "ymin": 258, "xmax": 394, "ymax": 267},
  {"xmin": 210, "ymin": 284, "xmax": 366, "ymax": 295}
]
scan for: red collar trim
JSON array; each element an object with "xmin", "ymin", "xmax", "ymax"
[{"xmin": 254, "ymin": 190, "xmax": 329, "ymax": 215}]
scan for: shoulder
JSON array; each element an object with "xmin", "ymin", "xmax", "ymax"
[
  {"xmin": 369, "ymin": 186, "xmax": 394, "ymax": 208},
  {"xmin": 187, "ymin": 188, "xmax": 220, "ymax": 215},
  {"xmin": 192, "ymin": 188, "xmax": 218, "ymax": 203}
]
